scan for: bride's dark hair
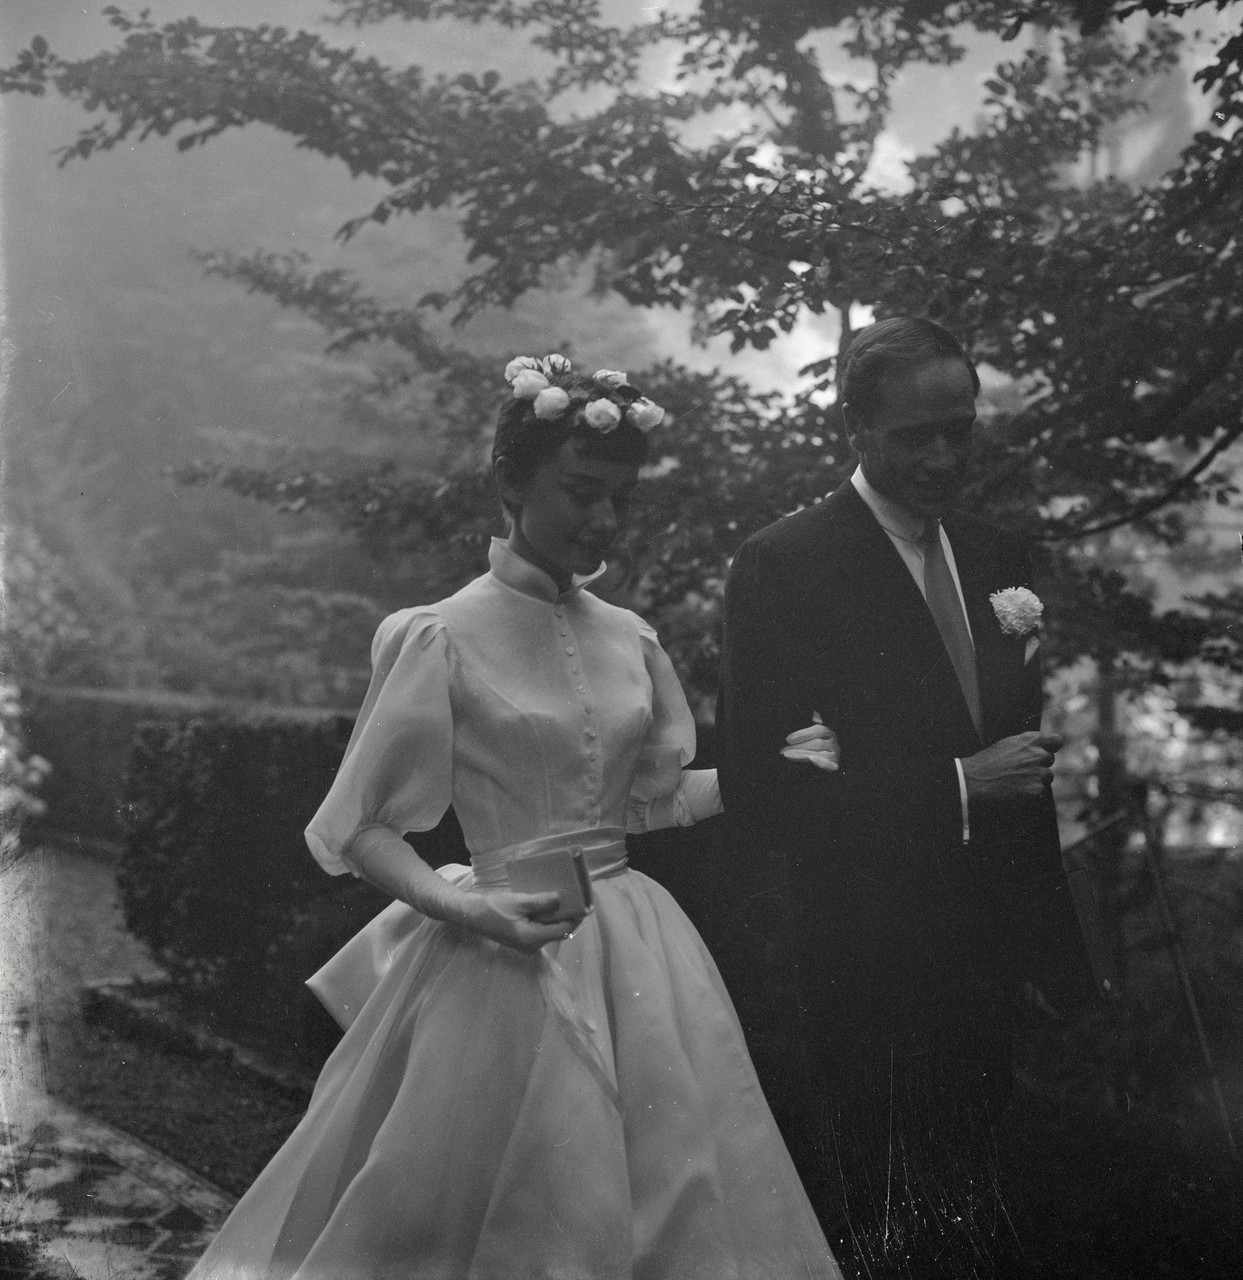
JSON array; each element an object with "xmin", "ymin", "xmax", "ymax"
[{"xmin": 492, "ymin": 369, "xmax": 650, "ymax": 495}]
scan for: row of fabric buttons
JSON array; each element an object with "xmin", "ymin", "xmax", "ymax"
[
  {"xmin": 584, "ymin": 716, "xmax": 600, "ymax": 823},
  {"xmin": 556, "ymin": 604, "xmax": 601, "ymax": 825}
]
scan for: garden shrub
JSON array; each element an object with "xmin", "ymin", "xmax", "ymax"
[
  {"xmin": 118, "ymin": 711, "xmax": 391, "ymax": 1058},
  {"xmin": 24, "ymin": 684, "xmax": 251, "ymax": 846}
]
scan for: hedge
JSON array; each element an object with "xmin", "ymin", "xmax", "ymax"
[
  {"xmin": 118, "ymin": 712, "xmax": 392, "ymax": 1060},
  {"xmin": 23, "ymin": 684, "xmax": 250, "ymax": 847}
]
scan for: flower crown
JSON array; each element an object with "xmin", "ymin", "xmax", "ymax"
[{"xmin": 503, "ymin": 355, "xmax": 665, "ymax": 433}]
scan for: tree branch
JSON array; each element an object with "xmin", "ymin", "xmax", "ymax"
[{"xmin": 1049, "ymin": 422, "xmax": 1243, "ymax": 541}]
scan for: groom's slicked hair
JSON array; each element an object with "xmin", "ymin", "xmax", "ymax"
[{"xmin": 838, "ymin": 316, "xmax": 980, "ymax": 421}]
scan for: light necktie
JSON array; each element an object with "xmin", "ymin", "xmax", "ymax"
[{"xmin": 921, "ymin": 521, "xmax": 983, "ymax": 736}]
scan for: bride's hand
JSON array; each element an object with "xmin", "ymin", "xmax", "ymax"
[
  {"xmin": 780, "ymin": 712, "xmax": 839, "ymax": 771},
  {"xmin": 460, "ymin": 890, "xmax": 587, "ymax": 953}
]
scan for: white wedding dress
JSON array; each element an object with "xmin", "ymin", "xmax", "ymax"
[{"xmin": 186, "ymin": 539, "xmax": 840, "ymax": 1280}]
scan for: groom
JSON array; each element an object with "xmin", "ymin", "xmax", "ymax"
[{"xmin": 718, "ymin": 316, "xmax": 1088, "ymax": 1274}]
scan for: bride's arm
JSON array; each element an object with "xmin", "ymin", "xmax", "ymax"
[{"xmin": 631, "ymin": 722, "xmax": 839, "ymax": 832}]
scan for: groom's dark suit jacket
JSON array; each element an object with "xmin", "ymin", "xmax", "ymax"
[{"xmin": 718, "ymin": 480, "xmax": 1087, "ymax": 1062}]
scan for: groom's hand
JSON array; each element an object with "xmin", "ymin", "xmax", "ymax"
[{"xmin": 961, "ymin": 732, "xmax": 1062, "ymax": 803}]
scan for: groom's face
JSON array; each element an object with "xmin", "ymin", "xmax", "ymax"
[{"xmin": 846, "ymin": 357, "xmax": 977, "ymax": 518}]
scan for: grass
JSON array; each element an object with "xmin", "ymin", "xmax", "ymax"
[
  {"xmin": 45, "ymin": 963, "xmax": 1243, "ymax": 1279},
  {"xmin": 1000, "ymin": 1088, "xmax": 1241, "ymax": 1279},
  {"xmin": 46, "ymin": 1011, "xmax": 1243, "ymax": 1279},
  {"xmin": 993, "ymin": 838, "xmax": 1243, "ymax": 1278},
  {"xmin": 47, "ymin": 1008, "xmax": 305, "ymax": 1199}
]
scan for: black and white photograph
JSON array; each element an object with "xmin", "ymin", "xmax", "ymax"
[{"xmin": 1, "ymin": 2, "xmax": 1241, "ymax": 1277}]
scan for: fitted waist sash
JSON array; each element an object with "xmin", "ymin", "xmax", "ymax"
[{"xmin": 470, "ymin": 826, "xmax": 629, "ymax": 890}]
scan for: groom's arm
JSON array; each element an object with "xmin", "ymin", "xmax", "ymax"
[{"xmin": 718, "ymin": 534, "xmax": 965, "ymax": 882}]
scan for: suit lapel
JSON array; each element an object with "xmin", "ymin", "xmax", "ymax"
[{"xmin": 830, "ymin": 483, "xmax": 928, "ymax": 623}]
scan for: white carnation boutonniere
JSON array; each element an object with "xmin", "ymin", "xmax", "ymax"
[{"xmin": 990, "ymin": 586, "xmax": 1043, "ymax": 664}]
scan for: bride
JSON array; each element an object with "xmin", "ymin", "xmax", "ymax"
[{"xmin": 187, "ymin": 355, "xmax": 843, "ymax": 1279}]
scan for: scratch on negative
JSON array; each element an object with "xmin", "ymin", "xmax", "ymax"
[
  {"xmin": 745, "ymin": 882, "xmax": 791, "ymax": 901},
  {"xmin": 883, "ymin": 1047, "xmax": 894, "ymax": 1249}
]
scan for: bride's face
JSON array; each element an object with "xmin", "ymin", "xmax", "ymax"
[{"xmin": 503, "ymin": 438, "xmax": 640, "ymax": 586}]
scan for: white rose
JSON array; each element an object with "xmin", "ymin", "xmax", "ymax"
[
  {"xmin": 990, "ymin": 586, "xmax": 1044, "ymax": 636},
  {"xmin": 583, "ymin": 398, "xmax": 623, "ymax": 432},
  {"xmin": 511, "ymin": 368, "xmax": 550, "ymax": 399},
  {"xmin": 593, "ymin": 369, "xmax": 629, "ymax": 388},
  {"xmin": 627, "ymin": 398, "xmax": 665, "ymax": 432},
  {"xmin": 541, "ymin": 354, "xmax": 572, "ymax": 375},
  {"xmin": 504, "ymin": 356, "xmax": 541, "ymax": 383},
  {"xmin": 533, "ymin": 386, "xmax": 571, "ymax": 419}
]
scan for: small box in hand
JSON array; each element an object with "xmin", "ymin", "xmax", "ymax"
[{"xmin": 504, "ymin": 846, "xmax": 594, "ymax": 918}]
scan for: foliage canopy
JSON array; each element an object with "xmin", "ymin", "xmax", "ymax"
[{"xmin": 4, "ymin": 0, "xmax": 1241, "ymax": 709}]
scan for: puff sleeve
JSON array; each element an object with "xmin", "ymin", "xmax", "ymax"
[
  {"xmin": 625, "ymin": 618, "xmax": 721, "ymax": 833},
  {"xmin": 305, "ymin": 608, "xmax": 453, "ymax": 876}
]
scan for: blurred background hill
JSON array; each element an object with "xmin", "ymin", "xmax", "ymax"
[{"xmin": 1, "ymin": 2, "xmax": 740, "ymax": 703}]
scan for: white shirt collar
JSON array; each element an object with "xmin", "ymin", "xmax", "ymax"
[
  {"xmin": 850, "ymin": 465, "xmax": 931, "ymax": 543},
  {"xmin": 488, "ymin": 537, "xmax": 607, "ymax": 604}
]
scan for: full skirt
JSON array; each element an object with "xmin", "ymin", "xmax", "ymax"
[{"xmin": 186, "ymin": 868, "xmax": 840, "ymax": 1280}]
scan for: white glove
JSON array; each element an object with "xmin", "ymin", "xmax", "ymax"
[
  {"xmin": 673, "ymin": 768, "xmax": 723, "ymax": 826},
  {"xmin": 630, "ymin": 768, "xmax": 722, "ymax": 831},
  {"xmin": 780, "ymin": 712, "xmax": 840, "ymax": 771},
  {"xmin": 348, "ymin": 825, "xmax": 582, "ymax": 953}
]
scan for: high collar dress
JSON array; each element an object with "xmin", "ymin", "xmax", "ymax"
[{"xmin": 186, "ymin": 539, "xmax": 840, "ymax": 1280}]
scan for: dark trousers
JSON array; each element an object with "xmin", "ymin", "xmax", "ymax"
[
  {"xmin": 711, "ymin": 842, "xmax": 1028, "ymax": 1275},
  {"xmin": 752, "ymin": 1004, "xmax": 1020, "ymax": 1279}
]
